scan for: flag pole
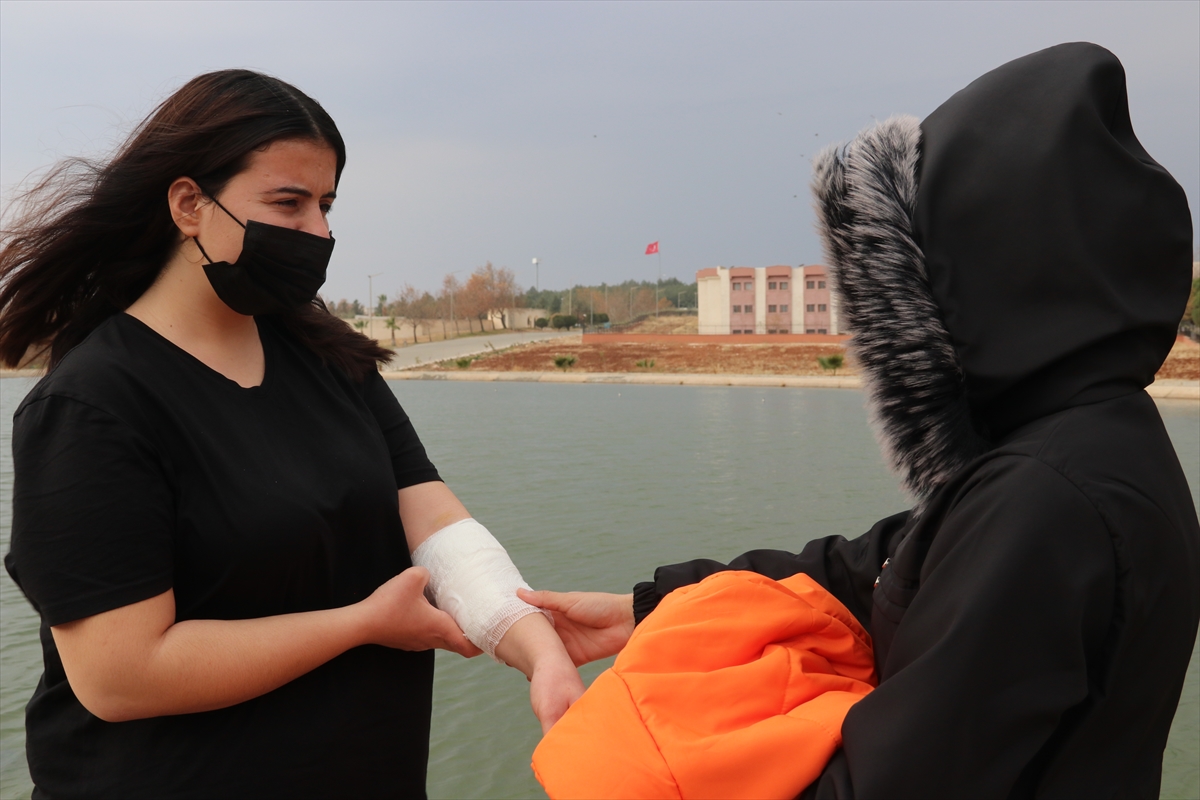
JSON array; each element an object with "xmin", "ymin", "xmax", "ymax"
[{"xmin": 656, "ymin": 250, "xmax": 661, "ymax": 317}]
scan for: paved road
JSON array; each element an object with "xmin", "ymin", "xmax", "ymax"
[{"xmin": 382, "ymin": 330, "xmax": 575, "ymax": 370}]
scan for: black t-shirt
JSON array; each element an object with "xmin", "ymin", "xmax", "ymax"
[{"xmin": 5, "ymin": 313, "xmax": 442, "ymax": 799}]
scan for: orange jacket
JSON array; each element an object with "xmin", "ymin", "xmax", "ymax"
[{"xmin": 532, "ymin": 571, "xmax": 877, "ymax": 800}]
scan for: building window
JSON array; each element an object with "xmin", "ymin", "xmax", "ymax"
[
  {"xmin": 768, "ymin": 281, "xmax": 777, "ymax": 290},
  {"xmin": 806, "ymin": 329, "xmax": 816, "ymax": 334},
  {"xmin": 732, "ymin": 305, "xmax": 741, "ymax": 313},
  {"xmin": 768, "ymin": 304, "xmax": 777, "ymax": 312},
  {"xmin": 780, "ymin": 281, "xmax": 788, "ymax": 290},
  {"xmin": 780, "ymin": 304, "xmax": 789, "ymax": 312},
  {"xmin": 779, "ymin": 328, "xmax": 789, "ymax": 334},
  {"xmin": 806, "ymin": 280, "xmax": 815, "ymax": 289},
  {"xmin": 732, "ymin": 282, "xmax": 741, "ymax": 291},
  {"xmin": 806, "ymin": 304, "xmax": 815, "ymax": 312},
  {"xmin": 744, "ymin": 282, "xmax": 752, "ymax": 290},
  {"xmin": 744, "ymin": 304, "xmax": 753, "ymax": 313},
  {"xmin": 768, "ymin": 329, "xmax": 777, "ymax": 334},
  {"xmin": 818, "ymin": 328, "xmax": 828, "ymax": 334},
  {"xmin": 818, "ymin": 280, "xmax": 826, "ymax": 289},
  {"xmin": 818, "ymin": 304, "xmax": 827, "ymax": 311}
]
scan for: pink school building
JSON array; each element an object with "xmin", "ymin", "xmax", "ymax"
[{"xmin": 696, "ymin": 265, "xmax": 841, "ymax": 335}]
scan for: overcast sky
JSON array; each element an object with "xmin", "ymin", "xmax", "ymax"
[{"xmin": 2, "ymin": 1, "xmax": 1197, "ymax": 303}]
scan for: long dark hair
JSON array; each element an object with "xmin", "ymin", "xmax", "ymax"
[{"xmin": 0, "ymin": 69, "xmax": 391, "ymax": 378}]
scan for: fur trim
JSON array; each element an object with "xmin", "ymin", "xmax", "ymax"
[{"xmin": 812, "ymin": 115, "xmax": 986, "ymax": 501}]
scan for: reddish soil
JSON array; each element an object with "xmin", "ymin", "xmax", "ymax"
[
  {"xmin": 439, "ymin": 337, "xmax": 856, "ymax": 375},
  {"xmin": 434, "ymin": 333, "xmax": 1200, "ymax": 380},
  {"xmin": 1157, "ymin": 337, "xmax": 1199, "ymax": 380}
]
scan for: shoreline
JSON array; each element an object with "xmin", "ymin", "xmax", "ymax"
[
  {"xmin": 379, "ymin": 370, "xmax": 1200, "ymax": 399},
  {"xmin": 4, "ymin": 368, "xmax": 1196, "ymax": 400}
]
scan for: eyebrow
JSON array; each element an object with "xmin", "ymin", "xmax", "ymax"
[{"xmin": 264, "ymin": 185, "xmax": 337, "ymax": 199}]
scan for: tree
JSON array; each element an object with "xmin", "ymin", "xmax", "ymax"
[
  {"xmin": 461, "ymin": 263, "xmax": 521, "ymax": 330},
  {"xmin": 552, "ymin": 314, "xmax": 579, "ymax": 330},
  {"xmin": 385, "ymin": 316, "xmax": 399, "ymax": 345},
  {"xmin": 377, "ymin": 294, "xmax": 388, "ymax": 316},
  {"xmin": 393, "ymin": 285, "xmax": 439, "ymax": 343},
  {"xmin": 412, "ymin": 291, "xmax": 439, "ymax": 341},
  {"xmin": 331, "ymin": 299, "xmax": 364, "ymax": 318},
  {"xmin": 525, "ymin": 287, "xmax": 562, "ymax": 312},
  {"xmin": 534, "ymin": 317, "xmax": 549, "ymax": 329}
]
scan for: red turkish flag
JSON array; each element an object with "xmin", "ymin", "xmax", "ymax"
[{"xmin": 645, "ymin": 242, "xmax": 659, "ymax": 255}]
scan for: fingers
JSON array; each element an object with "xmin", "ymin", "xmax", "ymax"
[
  {"xmin": 517, "ymin": 588, "xmax": 571, "ymax": 613},
  {"xmin": 428, "ymin": 608, "xmax": 483, "ymax": 658}
]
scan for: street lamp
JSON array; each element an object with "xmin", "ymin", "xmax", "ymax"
[
  {"xmin": 532, "ymin": 258, "xmax": 540, "ymax": 293},
  {"xmin": 367, "ymin": 272, "xmax": 383, "ymax": 342}
]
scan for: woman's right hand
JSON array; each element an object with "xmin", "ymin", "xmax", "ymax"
[
  {"xmin": 358, "ymin": 567, "xmax": 481, "ymax": 658},
  {"xmin": 516, "ymin": 589, "xmax": 635, "ymax": 666}
]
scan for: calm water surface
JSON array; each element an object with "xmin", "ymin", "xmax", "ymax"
[{"xmin": 1, "ymin": 378, "xmax": 1197, "ymax": 799}]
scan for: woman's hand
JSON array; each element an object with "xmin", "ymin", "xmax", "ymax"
[
  {"xmin": 516, "ymin": 589, "xmax": 635, "ymax": 667},
  {"xmin": 357, "ymin": 567, "xmax": 481, "ymax": 658},
  {"xmin": 52, "ymin": 567, "xmax": 478, "ymax": 723}
]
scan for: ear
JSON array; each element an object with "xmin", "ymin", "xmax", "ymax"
[{"xmin": 167, "ymin": 177, "xmax": 207, "ymax": 239}]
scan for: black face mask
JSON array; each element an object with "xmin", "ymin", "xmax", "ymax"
[{"xmin": 194, "ymin": 195, "xmax": 335, "ymax": 316}]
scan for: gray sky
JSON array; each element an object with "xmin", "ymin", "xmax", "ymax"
[{"xmin": 2, "ymin": 0, "xmax": 1197, "ymax": 303}]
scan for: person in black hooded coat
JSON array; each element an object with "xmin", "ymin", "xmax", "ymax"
[{"xmin": 521, "ymin": 43, "xmax": 1199, "ymax": 798}]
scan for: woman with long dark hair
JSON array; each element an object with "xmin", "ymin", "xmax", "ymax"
[{"xmin": 1, "ymin": 70, "xmax": 582, "ymax": 798}]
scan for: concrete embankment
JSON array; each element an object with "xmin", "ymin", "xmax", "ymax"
[
  {"xmin": 4, "ymin": 368, "xmax": 1195, "ymax": 399},
  {"xmin": 380, "ymin": 371, "xmax": 864, "ymax": 388},
  {"xmin": 381, "ymin": 370, "xmax": 1200, "ymax": 399}
]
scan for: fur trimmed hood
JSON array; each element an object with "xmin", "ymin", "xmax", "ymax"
[
  {"xmin": 812, "ymin": 43, "xmax": 1193, "ymax": 503},
  {"xmin": 812, "ymin": 117, "xmax": 986, "ymax": 502}
]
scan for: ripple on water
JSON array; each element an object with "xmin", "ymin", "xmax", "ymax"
[{"xmin": 0, "ymin": 379, "xmax": 1196, "ymax": 800}]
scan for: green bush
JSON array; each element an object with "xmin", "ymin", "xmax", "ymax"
[
  {"xmin": 635, "ymin": 358, "xmax": 655, "ymax": 368},
  {"xmin": 818, "ymin": 354, "xmax": 845, "ymax": 375},
  {"xmin": 553, "ymin": 354, "xmax": 577, "ymax": 370},
  {"xmin": 534, "ymin": 317, "xmax": 549, "ymax": 329},
  {"xmin": 593, "ymin": 312, "xmax": 610, "ymax": 325},
  {"xmin": 455, "ymin": 358, "xmax": 473, "ymax": 369}
]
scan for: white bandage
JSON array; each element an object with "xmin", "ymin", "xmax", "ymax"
[{"xmin": 411, "ymin": 518, "xmax": 548, "ymax": 660}]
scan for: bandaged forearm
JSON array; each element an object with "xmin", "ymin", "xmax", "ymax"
[{"xmin": 411, "ymin": 518, "xmax": 549, "ymax": 659}]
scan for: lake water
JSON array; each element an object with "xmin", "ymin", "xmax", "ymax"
[{"xmin": 1, "ymin": 377, "xmax": 1197, "ymax": 799}]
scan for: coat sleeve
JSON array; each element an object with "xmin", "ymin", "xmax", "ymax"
[
  {"xmin": 633, "ymin": 511, "xmax": 910, "ymax": 628},
  {"xmin": 801, "ymin": 457, "xmax": 1115, "ymax": 798}
]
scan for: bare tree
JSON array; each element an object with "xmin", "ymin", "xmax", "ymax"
[
  {"xmin": 393, "ymin": 285, "xmax": 421, "ymax": 344},
  {"xmin": 461, "ymin": 262, "xmax": 520, "ymax": 330},
  {"xmin": 410, "ymin": 291, "xmax": 438, "ymax": 342}
]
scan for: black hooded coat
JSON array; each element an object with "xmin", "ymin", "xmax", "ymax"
[{"xmin": 631, "ymin": 44, "xmax": 1198, "ymax": 798}]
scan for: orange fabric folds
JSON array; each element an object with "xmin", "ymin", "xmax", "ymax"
[{"xmin": 531, "ymin": 571, "xmax": 877, "ymax": 800}]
